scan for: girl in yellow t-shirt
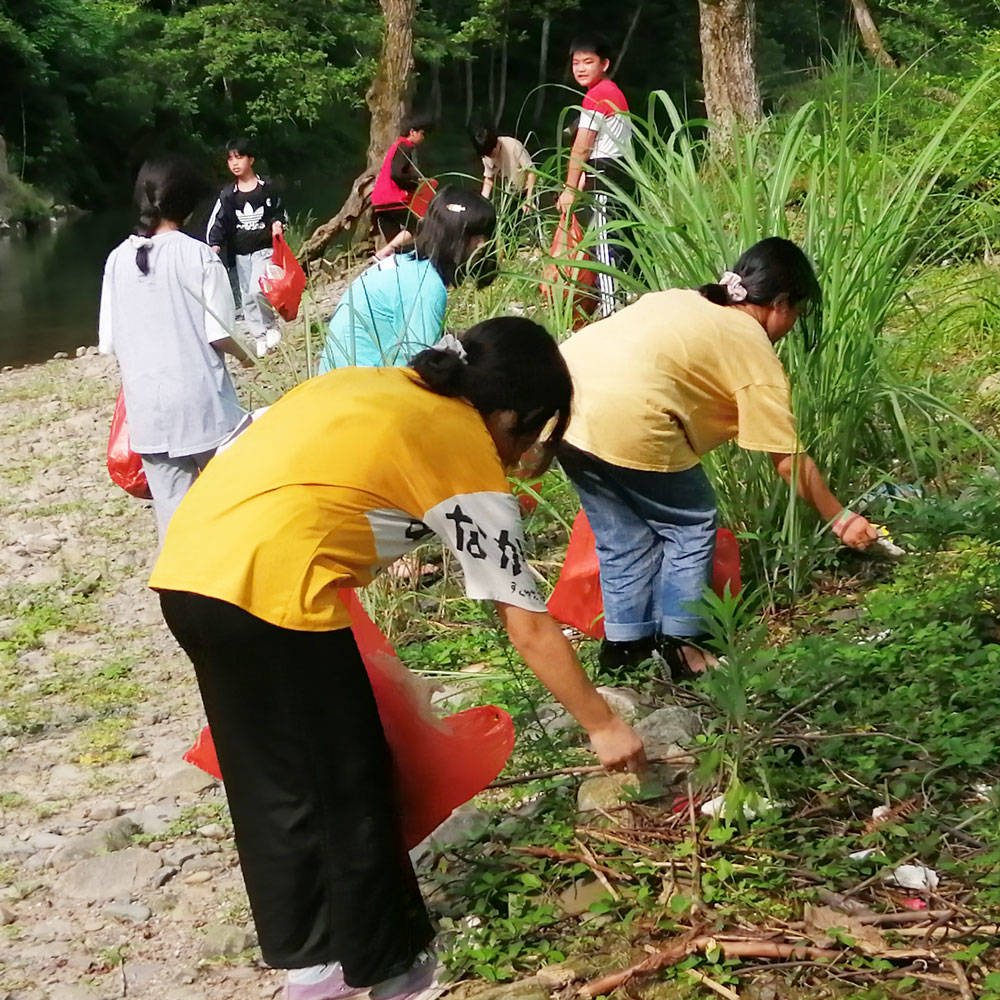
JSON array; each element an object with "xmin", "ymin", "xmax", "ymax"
[
  {"xmin": 559, "ymin": 238, "xmax": 878, "ymax": 679},
  {"xmin": 150, "ymin": 317, "xmax": 645, "ymax": 1000}
]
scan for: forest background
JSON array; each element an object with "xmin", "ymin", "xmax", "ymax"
[{"xmin": 4, "ymin": 0, "xmax": 1000, "ymax": 215}]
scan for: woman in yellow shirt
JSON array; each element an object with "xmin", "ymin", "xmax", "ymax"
[
  {"xmin": 559, "ymin": 238, "xmax": 877, "ymax": 678},
  {"xmin": 149, "ymin": 317, "xmax": 645, "ymax": 1000}
]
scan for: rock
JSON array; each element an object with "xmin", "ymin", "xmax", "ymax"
[
  {"xmin": 75, "ymin": 346, "xmax": 87, "ymax": 358},
  {"xmin": 196, "ymin": 823, "xmax": 228, "ymax": 840},
  {"xmin": 104, "ymin": 900, "xmax": 152, "ymax": 923},
  {"xmin": 413, "ymin": 804, "xmax": 490, "ymax": 859},
  {"xmin": 158, "ymin": 763, "xmax": 218, "ymax": 798},
  {"xmin": 86, "ymin": 799, "xmax": 121, "ymax": 821},
  {"xmin": 86, "ymin": 345, "xmax": 99, "ymax": 356},
  {"xmin": 49, "ymin": 816, "xmax": 139, "ymax": 866},
  {"xmin": 0, "ymin": 902, "xmax": 17, "ymax": 924},
  {"xmin": 531, "ymin": 701, "xmax": 580, "ymax": 736},
  {"xmin": 24, "ymin": 566, "xmax": 61, "ymax": 586},
  {"xmin": 577, "ymin": 772, "xmax": 640, "ymax": 813},
  {"xmin": 47, "ymin": 985, "xmax": 99, "ymax": 1000},
  {"xmin": 977, "ymin": 372, "xmax": 1000, "ymax": 400},
  {"xmin": 635, "ymin": 706, "xmax": 700, "ymax": 758},
  {"xmin": 53, "ymin": 351, "xmax": 70, "ymax": 360},
  {"xmin": 557, "ymin": 878, "xmax": 611, "ymax": 916},
  {"xmin": 466, "ymin": 982, "xmax": 548, "ymax": 1000},
  {"xmin": 595, "ymin": 686, "xmax": 646, "ymax": 722},
  {"xmin": 127, "ymin": 801, "xmax": 181, "ymax": 836},
  {"xmin": 29, "ymin": 832, "xmax": 66, "ymax": 850},
  {"xmin": 199, "ymin": 923, "xmax": 255, "ymax": 958},
  {"xmin": 182, "ymin": 869, "xmax": 212, "ymax": 885},
  {"xmin": 57, "ymin": 846, "xmax": 162, "ymax": 901},
  {"xmin": 535, "ymin": 963, "xmax": 585, "ymax": 988}
]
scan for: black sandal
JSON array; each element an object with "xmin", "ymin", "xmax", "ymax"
[
  {"xmin": 597, "ymin": 636, "xmax": 657, "ymax": 676},
  {"xmin": 659, "ymin": 634, "xmax": 712, "ymax": 683}
]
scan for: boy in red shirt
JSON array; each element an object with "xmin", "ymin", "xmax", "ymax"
[
  {"xmin": 371, "ymin": 115, "xmax": 433, "ymax": 259},
  {"xmin": 557, "ymin": 34, "xmax": 633, "ymax": 317}
]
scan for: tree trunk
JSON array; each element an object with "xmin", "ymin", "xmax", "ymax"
[
  {"xmin": 533, "ymin": 15, "xmax": 551, "ymax": 126},
  {"xmin": 495, "ymin": 26, "xmax": 509, "ymax": 126},
  {"xmin": 698, "ymin": 0, "xmax": 762, "ymax": 138},
  {"xmin": 487, "ymin": 44, "xmax": 496, "ymax": 119},
  {"xmin": 300, "ymin": 0, "xmax": 414, "ymax": 262},
  {"xmin": 465, "ymin": 57, "xmax": 475, "ymax": 126},
  {"xmin": 429, "ymin": 61, "xmax": 442, "ymax": 121},
  {"xmin": 849, "ymin": 0, "xmax": 896, "ymax": 69},
  {"xmin": 612, "ymin": 2, "xmax": 644, "ymax": 77}
]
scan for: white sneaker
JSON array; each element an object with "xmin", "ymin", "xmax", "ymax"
[
  {"xmin": 255, "ymin": 338, "xmax": 268, "ymax": 359},
  {"xmin": 370, "ymin": 951, "xmax": 441, "ymax": 1000},
  {"xmin": 265, "ymin": 328, "xmax": 282, "ymax": 351}
]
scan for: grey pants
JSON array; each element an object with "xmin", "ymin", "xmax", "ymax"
[
  {"xmin": 235, "ymin": 248, "xmax": 278, "ymax": 338},
  {"xmin": 140, "ymin": 449, "xmax": 216, "ymax": 542}
]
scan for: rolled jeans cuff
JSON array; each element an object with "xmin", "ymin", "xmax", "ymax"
[
  {"xmin": 604, "ymin": 618, "xmax": 658, "ymax": 642},
  {"xmin": 660, "ymin": 613, "xmax": 705, "ymax": 640}
]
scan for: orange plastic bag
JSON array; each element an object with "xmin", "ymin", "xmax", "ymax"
[
  {"xmin": 106, "ymin": 388, "xmax": 151, "ymax": 499},
  {"xmin": 184, "ymin": 590, "xmax": 515, "ymax": 850},
  {"xmin": 540, "ymin": 213, "xmax": 597, "ymax": 328},
  {"xmin": 259, "ymin": 233, "xmax": 307, "ymax": 321},
  {"xmin": 547, "ymin": 509, "xmax": 742, "ymax": 640}
]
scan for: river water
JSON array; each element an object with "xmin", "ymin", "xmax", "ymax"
[{"xmin": 0, "ymin": 210, "xmax": 132, "ymax": 368}]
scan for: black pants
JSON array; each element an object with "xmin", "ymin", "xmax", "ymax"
[
  {"xmin": 159, "ymin": 590, "xmax": 434, "ymax": 983},
  {"xmin": 374, "ymin": 207, "xmax": 411, "ymax": 243},
  {"xmin": 582, "ymin": 159, "xmax": 634, "ymax": 317}
]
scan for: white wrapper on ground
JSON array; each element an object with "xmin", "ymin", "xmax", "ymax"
[
  {"xmin": 701, "ymin": 794, "xmax": 775, "ymax": 821},
  {"xmin": 886, "ymin": 863, "xmax": 939, "ymax": 891}
]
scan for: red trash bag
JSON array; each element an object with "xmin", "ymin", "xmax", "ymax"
[
  {"xmin": 547, "ymin": 510, "xmax": 743, "ymax": 639},
  {"xmin": 540, "ymin": 213, "xmax": 597, "ymax": 329},
  {"xmin": 409, "ymin": 178, "xmax": 439, "ymax": 219},
  {"xmin": 184, "ymin": 590, "xmax": 515, "ymax": 850},
  {"xmin": 106, "ymin": 388, "xmax": 151, "ymax": 499},
  {"xmin": 259, "ymin": 233, "xmax": 307, "ymax": 321}
]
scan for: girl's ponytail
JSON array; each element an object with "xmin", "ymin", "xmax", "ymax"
[
  {"xmin": 410, "ymin": 337, "xmax": 468, "ymax": 398},
  {"xmin": 130, "ymin": 158, "xmax": 208, "ymax": 275}
]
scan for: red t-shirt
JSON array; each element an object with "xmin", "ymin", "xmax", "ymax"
[
  {"xmin": 372, "ymin": 137, "xmax": 417, "ymax": 210},
  {"xmin": 580, "ymin": 79, "xmax": 632, "ymax": 161}
]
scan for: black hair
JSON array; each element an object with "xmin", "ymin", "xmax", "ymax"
[
  {"xmin": 225, "ymin": 135, "xmax": 255, "ymax": 158},
  {"xmin": 132, "ymin": 158, "xmax": 209, "ymax": 274},
  {"xmin": 698, "ymin": 237, "xmax": 821, "ymax": 310},
  {"xmin": 569, "ymin": 32, "xmax": 612, "ymax": 61},
  {"xmin": 414, "ymin": 186, "xmax": 497, "ymax": 288},
  {"xmin": 471, "ymin": 127, "xmax": 499, "ymax": 158},
  {"xmin": 400, "ymin": 113, "xmax": 435, "ymax": 137},
  {"xmin": 410, "ymin": 317, "xmax": 573, "ymax": 471}
]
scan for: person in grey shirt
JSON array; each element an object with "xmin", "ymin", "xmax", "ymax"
[{"xmin": 99, "ymin": 157, "xmax": 252, "ymax": 541}]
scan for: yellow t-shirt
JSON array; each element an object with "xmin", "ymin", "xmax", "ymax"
[
  {"xmin": 560, "ymin": 289, "xmax": 801, "ymax": 472},
  {"xmin": 149, "ymin": 367, "xmax": 546, "ymax": 631}
]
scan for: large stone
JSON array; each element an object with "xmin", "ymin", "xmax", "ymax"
[
  {"xmin": 635, "ymin": 706, "xmax": 700, "ymax": 759},
  {"xmin": 49, "ymin": 816, "xmax": 139, "ymax": 867},
  {"xmin": 199, "ymin": 924, "xmax": 255, "ymax": 958},
  {"xmin": 157, "ymin": 763, "xmax": 219, "ymax": 798},
  {"xmin": 595, "ymin": 686, "xmax": 646, "ymax": 723},
  {"xmin": 127, "ymin": 801, "xmax": 181, "ymax": 836},
  {"xmin": 466, "ymin": 982, "xmax": 548, "ymax": 1000},
  {"xmin": 57, "ymin": 846, "xmax": 162, "ymax": 901},
  {"xmin": 410, "ymin": 804, "xmax": 491, "ymax": 864},
  {"xmin": 577, "ymin": 772, "xmax": 640, "ymax": 813},
  {"xmin": 977, "ymin": 372, "xmax": 1000, "ymax": 400},
  {"xmin": 557, "ymin": 878, "xmax": 611, "ymax": 916}
]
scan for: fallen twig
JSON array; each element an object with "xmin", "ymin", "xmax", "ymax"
[
  {"xmin": 858, "ymin": 909, "xmax": 956, "ymax": 926},
  {"xmin": 685, "ymin": 968, "xmax": 739, "ymax": 1000},
  {"xmin": 890, "ymin": 923, "xmax": 1000, "ymax": 939},
  {"xmin": 511, "ymin": 844, "xmax": 632, "ymax": 882},
  {"xmin": 575, "ymin": 837, "xmax": 621, "ymax": 900},
  {"xmin": 488, "ymin": 753, "xmax": 691, "ymax": 789},
  {"xmin": 577, "ymin": 937, "xmax": 841, "ymax": 997},
  {"xmin": 947, "ymin": 958, "xmax": 974, "ymax": 1000},
  {"xmin": 760, "ymin": 675, "xmax": 848, "ymax": 738}
]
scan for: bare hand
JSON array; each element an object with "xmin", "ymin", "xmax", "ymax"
[
  {"xmin": 271, "ymin": 220, "xmax": 284, "ymax": 237},
  {"xmin": 832, "ymin": 509, "xmax": 879, "ymax": 550},
  {"xmin": 588, "ymin": 716, "xmax": 647, "ymax": 774},
  {"xmin": 211, "ymin": 245, "xmax": 222, "ymax": 254},
  {"xmin": 556, "ymin": 188, "xmax": 576, "ymax": 214}
]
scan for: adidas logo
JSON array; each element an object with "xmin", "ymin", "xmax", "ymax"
[{"xmin": 236, "ymin": 203, "xmax": 265, "ymax": 230}]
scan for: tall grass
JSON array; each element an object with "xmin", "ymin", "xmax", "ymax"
[{"xmin": 542, "ymin": 65, "xmax": 1000, "ymax": 599}]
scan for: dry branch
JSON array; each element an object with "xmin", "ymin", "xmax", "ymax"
[{"xmin": 511, "ymin": 845, "xmax": 632, "ymax": 882}]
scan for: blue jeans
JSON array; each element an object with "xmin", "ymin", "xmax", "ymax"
[{"xmin": 560, "ymin": 446, "xmax": 717, "ymax": 641}]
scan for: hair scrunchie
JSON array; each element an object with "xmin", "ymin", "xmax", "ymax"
[
  {"xmin": 431, "ymin": 332, "xmax": 468, "ymax": 361},
  {"xmin": 719, "ymin": 270, "xmax": 748, "ymax": 303}
]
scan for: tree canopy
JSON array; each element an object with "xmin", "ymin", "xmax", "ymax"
[{"xmin": 2, "ymin": 0, "xmax": 998, "ymax": 207}]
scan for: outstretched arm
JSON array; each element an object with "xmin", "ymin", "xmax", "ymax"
[
  {"xmin": 557, "ymin": 127, "xmax": 597, "ymax": 214},
  {"xmin": 769, "ymin": 451, "xmax": 878, "ymax": 549},
  {"xmin": 494, "ymin": 603, "xmax": 646, "ymax": 772}
]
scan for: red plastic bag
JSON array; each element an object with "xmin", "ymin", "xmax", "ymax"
[
  {"xmin": 409, "ymin": 178, "xmax": 438, "ymax": 219},
  {"xmin": 259, "ymin": 233, "xmax": 307, "ymax": 322},
  {"xmin": 540, "ymin": 213, "xmax": 597, "ymax": 328},
  {"xmin": 184, "ymin": 590, "xmax": 515, "ymax": 850},
  {"xmin": 106, "ymin": 388, "xmax": 151, "ymax": 499},
  {"xmin": 547, "ymin": 510, "xmax": 742, "ymax": 640}
]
